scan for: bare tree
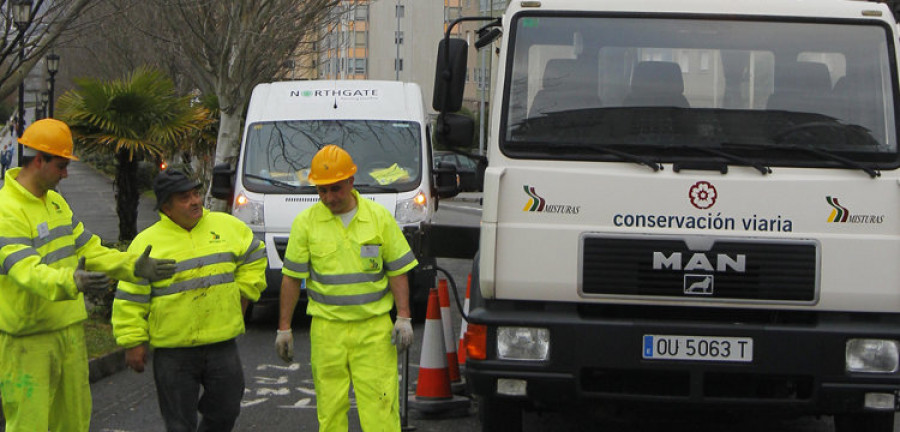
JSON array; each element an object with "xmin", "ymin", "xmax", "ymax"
[
  {"xmin": 155, "ymin": 0, "xmax": 341, "ymax": 176},
  {"xmin": 0, "ymin": 0, "xmax": 95, "ymax": 100}
]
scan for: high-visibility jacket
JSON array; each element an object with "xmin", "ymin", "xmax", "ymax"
[
  {"xmin": 282, "ymin": 189, "xmax": 418, "ymax": 321},
  {"xmin": 0, "ymin": 168, "xmax": 141, "ymax": 336},
  {"xmin": 112, "ymin": 209, "xmax": 266, "ymax": 349}
]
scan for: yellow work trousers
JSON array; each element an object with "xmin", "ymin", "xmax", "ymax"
[
  {"xmin": 0, "ymin": 323, "xmax": 91, "ymax": 432},
  {"xmin": 310, "ymin": 314, "xmax": 399, "ymax": 432}
]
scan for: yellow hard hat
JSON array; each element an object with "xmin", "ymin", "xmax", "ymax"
[
  {"xmin": 308, "ymin": 145, "xmax": 357, "ymax": 185},
  {"xmin": 18, "ymin": 118, "xmax": 78, "ymax": 160}
]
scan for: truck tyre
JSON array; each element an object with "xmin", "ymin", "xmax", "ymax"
[
  {"xmin": 478, "ymin": 396, "xmax": 523, "ymax": 432},
  {"xmin": 834, "ymin": 412, "xmax": 895, "ymax": 432}
]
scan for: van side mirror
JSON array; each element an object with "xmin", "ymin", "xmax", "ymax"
[
  {"xmin": 434, "ymin": 113, "xmax": 475, "ymax": 149},
  {"xmin": 432, "ymin": 38, "xmax": 468, "ymax": 112},
  {"xmin": 433, "ymin": 161, "xmax": 460, "ymax": 199},
  {"xmin": 211, "ymin": 162, "xmax": 235, "ymax": 202}
]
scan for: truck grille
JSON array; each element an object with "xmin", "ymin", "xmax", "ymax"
[
  {"xmin": 581, "ymin": 235, "xmax": 818, "ymax": 303},
  {"xmin": 273, "ymin": 237, "xmax": 289, "ymax": 260}
]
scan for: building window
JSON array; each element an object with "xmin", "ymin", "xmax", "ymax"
[
  {"xmin": 396, "ymin": 5, "xmax": 405, "ymax": 18},
  {"xmin": 355, "ymin": 59, "xmax": 366, "ymax": 74},
  {"xmin": 395, "ymin": 31, "xmax": 404, "ymax": 45},
  {"xmin": 395, "ymin": 58, "xmax": 404, "ymax": 71},
  {"xmin": 355, "ymin": 5, "xmax": 368, "ymax": 20},
  {"xmin": 355, "ymin": 32, "xmax": 366, "ymax": 47}
]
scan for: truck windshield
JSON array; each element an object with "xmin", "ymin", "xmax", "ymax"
[
  {"xmin": 503, "ymin": 15, "xmax": 899, "ymax": 169},
  {"xmin": 241, "ymin": 120, "xmax": 422, "ymax": 193}
]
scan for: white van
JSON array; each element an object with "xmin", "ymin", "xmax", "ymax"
[{"xmin": 213, "ymin": 80, "xmax": 449, "ymax": 318}]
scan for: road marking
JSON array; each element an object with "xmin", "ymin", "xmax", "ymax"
[
  {"xmin": 241, "ymin": 398, "xmax": 269, "ymax": 408},
  {"xmin": 254, "ymin": 375, "xmax": 289, "ymax": 385},
  {"xmin": 257, "ymin": 387, "xmax": 291, "ymax": 396},
  {"xmin": 279, "ymin": 398, "xmax": 314, "ymax": 409},
  {"xmin": 257, "ymin": 363, "xmax": 301, "ymax": 371}
]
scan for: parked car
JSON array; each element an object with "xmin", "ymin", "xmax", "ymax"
[{"xmin": 433, "ymin": 150, "xmax": 483, "ymax": 191}]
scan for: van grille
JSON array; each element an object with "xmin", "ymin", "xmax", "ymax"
[{"xmin": 581, "ymin": 236, "xmax": 818, "ymax": 303}]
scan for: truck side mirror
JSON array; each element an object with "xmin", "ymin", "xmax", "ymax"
[
  {"xmin": 211, "ymin": 162, "xmax": 235, "ymax": 202},
  {"xmin": 433, "ymin": 161, "xmax": 460, "ymax": 199},
  {"xmin": 434, "ymin": 113, "xmax": 475, "ymax": 149},
  {"xmin": 432, "ymin": 38, "xmax": 468, "ymax": 113}
]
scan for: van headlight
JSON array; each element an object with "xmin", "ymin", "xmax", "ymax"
[
  {"xmin": 497, "ymin": 327, "xmax": 550, "ymax": 361},
  {"xmin": 395, "ymin": 191, "xmax": 428, "ymax": 224},
  {"xmin": 232, "ymin": 192, "xmax": 265, "ymax": 231},
  {"xmin": 846, "ymin": 339, "xmax": 899, "ymax": 373}
]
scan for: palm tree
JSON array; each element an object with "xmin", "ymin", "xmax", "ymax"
[{"xmin": 57, "ymin": 67, "xmax": 209, "ymax": 241}]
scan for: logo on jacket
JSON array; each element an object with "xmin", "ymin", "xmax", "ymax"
[
  {"xmin": 51, "ymin": 201, "xmax": 61, "ymax": 213},
  {"xmin": 209, "ymin": 231, "xmax": 224, "ymax": 243}
]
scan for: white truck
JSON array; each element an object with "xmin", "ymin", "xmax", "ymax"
[
  {"xmin": 212, "ymin": 80, "xmax": 456, "ymax": 319},
  {"xmin": 429, "ymin": 0, "xmax": 900, "ymax": 430}
]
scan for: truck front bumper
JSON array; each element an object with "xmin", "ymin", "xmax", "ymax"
[{"xmin": 465, "ymin": 302, "xmax": 900, "ymax": 415}]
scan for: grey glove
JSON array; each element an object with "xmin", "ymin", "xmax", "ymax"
[
  {"xmin": 275, "ymin": 329, "xmax": 294, "ymax": 363},
  {"xmin": 73, "ymin": 256, "xmax": 110, "ymax": 293},
  {"xmin": 391, "ymin": 316, "xmax": 413, "ymax": 352},
  {"xmin": 133, "ymin": 245, "xmax": 177, "ymax": 281}
]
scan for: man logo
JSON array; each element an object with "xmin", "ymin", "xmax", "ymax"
[{"xmin": 684, "ymin": 274, "xmax": 714, "ymax": 295}]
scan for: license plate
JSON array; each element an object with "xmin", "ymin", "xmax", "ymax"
[{"xmin": 642, "ymin": 334, "xmax": 753, "ymax": 362}]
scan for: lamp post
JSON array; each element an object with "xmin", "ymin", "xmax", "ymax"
[
  {"xmin": 39, "ymin": 91, "xmax": 48, "ymax": 120},
  {"xmin": 46, "ymin": 53, "xmax": 59, "ymax": 118},
  {"xmin": 12, "ymin": 0, "xmax": 32, "ymax": 166}
]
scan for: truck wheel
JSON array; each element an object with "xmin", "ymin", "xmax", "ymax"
[
  {"xmin": 834, "ymin": 412, "xmax": 895, "ymax": 432},
  {"xmin": 478, "ymin": 396, "xmax": 523, "ymax": 432}
]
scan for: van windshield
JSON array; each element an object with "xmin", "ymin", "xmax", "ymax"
[
  {"xmin": 504, "ymin": 15, "xmax": 899, "ymax": 169},
  {"xmin": 241, "ymin": 120, "xmax": 422, "ymax": 193}
]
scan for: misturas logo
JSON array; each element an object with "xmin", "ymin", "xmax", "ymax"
[
  {"xmin": 826, "ymin": 196, "xmax": 884, "ymax": 224},
  {"xmin": 522, "ymin": 185, "xmax": 580, "ymax": 214}
]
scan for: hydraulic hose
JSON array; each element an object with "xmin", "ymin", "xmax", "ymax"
[{"xmin": 434, "ymin": 265, "xmax": 468, "ymax": 322}]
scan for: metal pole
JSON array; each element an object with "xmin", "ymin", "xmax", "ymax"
[
  {"xmin": 395, "ymin": 0, "xmax": 400, "ymax": 81},
  {"xmin": 479, "ymin": 49, "xmax": 486, "ymax": 156},
  {"xmin": 400, "ymin": 348, "xmax": 415, "ymax": 431},
  {"xmin": 16, "ymin": 35, "xmax": 25, "ymax": 166},
  {"xmin": 48, "ymin": 74, "xmax": 55, "ymax": 117}
]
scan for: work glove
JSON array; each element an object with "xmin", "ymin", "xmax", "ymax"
[
  {"xmin": 73, "ymin": 256, "xmax": 110, "ymax": 293},
  {"xmin": 133, "ymin": 245, "xmax": 177, "ymax": 282},
  {"xmin": 392, "ymin": 316, "xmax": 413, "ymax": 352},
  {"xmin": 275, "ymin": 329, "xmax": 294, "ymax": 363}
]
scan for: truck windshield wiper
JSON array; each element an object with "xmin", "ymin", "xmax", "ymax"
[
  {"xmin": 670, "ymin": 145, "xmax": 771, "ymax": 175},
  {"xmin": 244, "ymin": 173, "xmax": 300, "ymax": 190},
  {"xmin": 533, "ymin": 142, "xmax": 663, "ymax": 172},
  {"xmin": 722, "ymin": 143, "xmax": 880, "ymax": 178}
]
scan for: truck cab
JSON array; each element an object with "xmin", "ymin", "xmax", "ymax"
[{"xmin": 433, "ymin": 1, "xmax": 900, "ymax": 430}]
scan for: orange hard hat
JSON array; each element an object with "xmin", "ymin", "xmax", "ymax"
[
  {"xmin": 18, "ymin": 118, "xmax": 78, "ymax": 160},
  {"xmin": 308, "ymin": 145, "xmax": 357, "ymax": 185}
]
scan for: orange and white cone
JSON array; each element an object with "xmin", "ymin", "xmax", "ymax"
[
  {"xmin": 457, "ymin": 274, "xmax": 472, "ymax": 366},
  {"xmin": 437, "ymin": 280, "xmax": 462, "ymax": 387},
  {"xmin": 414, "ymin": 288, "xmax": 452, "ymax": 400},
  {"xmin": 409, "ymin": 288, "xmax": 470, "ymax": 415}
]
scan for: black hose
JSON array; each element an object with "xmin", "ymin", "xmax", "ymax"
[{"xmin": 434, "ymin": 265, "xmax": 468, "ymax": 322}]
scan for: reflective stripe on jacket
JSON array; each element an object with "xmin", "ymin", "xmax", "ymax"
[
  {"xmin": 0, "ymin": 168, "xmax": 141, "ymax": 336},
  {"xmin": 112, "ymin": 209, "xmax": 267, "ymax": 349},
  {"xmin": 282, "ymin": 189, "xmax": 418, "ymax": 321}
]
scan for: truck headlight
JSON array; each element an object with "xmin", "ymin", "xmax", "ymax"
[
  {"xmin": 497, "ymin": 327, "xmax": 550, "ymax": 361},
  {"xmin": 395, "ymin": 191, "xmax": 428, "ymax": 224},
  {"xmin": 232, "ymin": 192, "xmax": 265, "ymax": 231},
  {"xmin": 846, "ymin": 339, "xmax": 899, "ymax": 373}
]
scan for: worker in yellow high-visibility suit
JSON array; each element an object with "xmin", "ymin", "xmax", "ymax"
[
  {"xmin": 112, "ymin": 169, "xmax": 267, "ymax": 431},
  {"xmin": 0, "ymin": 118, "xmax": 177, "ymax": 432},
  {"xmin": 275, "ymin": 145, "xmax": 417, "ymax": 432}
]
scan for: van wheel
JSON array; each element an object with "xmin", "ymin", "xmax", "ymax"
[
  {"xmin": 834, "ymin": 412, "xmax": 895, "ymax": 432},
  {"xmin": 479, "ymin": 396, "xmax": 522, "ymax": 432}
]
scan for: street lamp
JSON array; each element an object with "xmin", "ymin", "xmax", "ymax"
[
  {"xmin": 12, "ymin": 0, "xmax": 33, "ymax": 166},
  {"xmin": 40, "ymin": 91, "xmax": 48, "ymax": 120},
  {"xmin": 46, "ymin": 52, "xmax": 59, "ymax": 117}
]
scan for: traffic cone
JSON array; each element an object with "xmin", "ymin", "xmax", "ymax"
[
  {"xmin": 409, "ymin": 288, "xmax": 470, "ymax": 415},
  {"xmin": 457, "ymin": 274, "xmax": 472, "ymax": 367},
  {"xmin": 437, "ymin": 279, "xmax": 465, "ymax": 394}
]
